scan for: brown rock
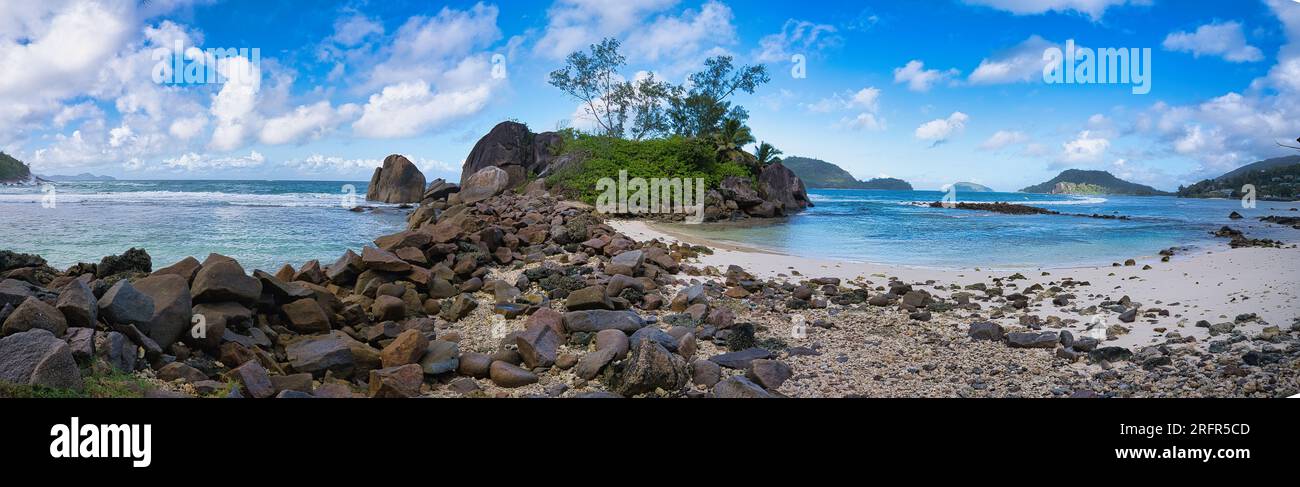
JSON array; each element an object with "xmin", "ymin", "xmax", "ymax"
[
  {"xmin": 368, "ymin": 364, "xmax": 424, "ymax": 398},
  {"xmin": 380, "ymin": 329, "xmax": 428, "ymax": 368},
  {"xmin": 489, "ymin": 361, "xmax": 538, "ymax": 388}
]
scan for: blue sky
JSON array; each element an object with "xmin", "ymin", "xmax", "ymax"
[{"xmin": 3, "ymin": 0, "xmax": 1299, "ymax": 191}]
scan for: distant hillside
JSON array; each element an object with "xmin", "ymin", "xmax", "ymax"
[
  {"xmin": 44, "ymin": 173, "xmax": 116, "ymax": 181},
  {"xmin": 0, "ymin": 152, "xmax": 32, "ymax": 183},
  {"xmin": 859, "ymin": 177, "xmax": 913, "ymax": 190},
  {"xmin": 950, "ymin": 182, "xmax": 994, "ymax": 192},
  {"xmin": 1020, "ymin": 169, "xmax": 1170, "ymax": 196},
  {"xmin": 783, "ymin": 156, "xmax": 913, "ymax": 190},
  {"xmin": 1177, "ymin": 155, "xmax": 1300, "ymax": 200}
]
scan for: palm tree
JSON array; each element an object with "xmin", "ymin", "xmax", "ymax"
[
  {"xmin": 754, "ymin": 142, "xmax": 782, "ymax": 166},
  {"xmin": 711, "ymin": 118, "xmax": 755, "ymax": 155}
]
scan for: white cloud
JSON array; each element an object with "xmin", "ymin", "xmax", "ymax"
[
  {"xmin": 1061, "ymin": 130, "xmax": 1110, "ymax": 162},
  {"xmin": 805, "ymin": 87, "xmax": 881, "ymax": 113},
  {"xmin": 361, "ymin": 3, "xmax": 501, "ymax": 92},
  {"xmin": 839, "ymin": 113, "xmax": 886, "ymax": 131},
  {"xmin": 915, "ymin": 112, "xmax": 969, "ymax": 144},
  {"xmin": 1163, "ymin": 21, "xmax": 1263, "ymax": 63},
  {"xmin": 163, "ymin": 150, "xmax": 266, "ymax": 172},
  {"xmin": 330, "ymin": 14, "xmax": 384, "ymax": 46},
  {"xmin": 260, "ymin": 101, "xmax": 360, "ymax": 145},
  {"xmin": 352, "ymin": 80, "xmax": 493, "ymax": 138},
  {"xmin": 893, "ymin": 60, "xmax": 958, "ymax": 92},
  {"xmin": 169, "ymin": 115, "xmax": 209, "ymax": 140},
  {"xmin": 624, "ymin": 1, "xmax": 735, "ymax": 62},
  {"xmin": 533, "ymin": 0, "xmax": 678, "ymax": 60},
  {"xmin": 962, "ymin": 0, "xmax": 1146, "ymax": 20},
  {"xmin": 979, "ymin": 130, "xmax": 1030, "ymax": 150},
  {"xmin": 968, "ymin": 35, "xmax": 1057, "ymax": 84},
  {"xmin": 287, "ymin": 154, "xmax": 458, "ymax": 176},
  {"xmin": 754, "ymin": 19, "xmax": 841, "ymax": 63}
]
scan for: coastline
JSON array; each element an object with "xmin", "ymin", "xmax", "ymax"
[{"xmin": 612, "ymin": 219, "xmax": 1300, "ymax": 351}]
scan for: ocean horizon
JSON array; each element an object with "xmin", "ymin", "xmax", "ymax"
[{"xmin": 4, "ymin": 180, "xmax": 1293, "ymax": 271}]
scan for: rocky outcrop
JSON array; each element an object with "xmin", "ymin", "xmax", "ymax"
[
  {"xmin": 367, "ymin": 154, "xmax": 426, "ymax": 204},
  {"xmin": 756, "ymin": 162, "xmax": 812, "ymax": 214},
  {"xmin": 460, "ymin": 121, "xmax": 569, "ymax": 190}
]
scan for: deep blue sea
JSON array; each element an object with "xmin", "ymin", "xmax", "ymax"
[
  {"xmin": 666, "ymin": 188, "xmax": 1300, "ymax": 269},
  {"xmin": 1, "ymin": 182, "xmax": 1296, "ymax": 271},
  {"xmin": 0, "ymin": 180, "xmax": 409, "ymax": 272}
]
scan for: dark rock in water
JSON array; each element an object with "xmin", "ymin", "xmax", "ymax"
[
  {"xmin": 420, "ymin": 340, "xmax": 460, "ymax": 376},
  {"xmin": 0, "ymin": 329, "xmax": 82, "ymax": 391},
  {"xmin": 286, "ymin": 335, "xmax": 355, "ymax": 378},
  {"xmin": 1088, "ymin": 346, "xmax": 1132, "ymax": 363},
  {"xmin": 489, "ymin": 361, "xmax": 538, "ymax": 388},
  {"xmin": 611, "ymin": 339, "xmax": 689, "ymax": 396},
  {"xmin": 229, "ymin": 359, "xmax": 275, "ymax": 398},
  {"xmin": 459, "ymin": 166, "xmax": 511, "ymax": 204},
  {"xmin": 2, "ymin": 296, "xmax": 67, "ymax": 337},
  {"xmin": 563, "ymin": 310, "xmax": 646, "ymax": 333},
  {"xmin": 97, "ymin": 280, "xmax": 154, "ymax": 328},
  {"xmin": 747, "ymin": 359, "xmax": 793, "ymax": 390},
  {"xmin": 192, "ymin": 259, "xmax": 262, "ymax": 306},
  {"xmin": 1006, "ymin": 332, "xmax": 1059, "ymax": 349},
  {"xmin": 757, "ymin": 162, "xmax": 813, "ymax": 214},
  {"xmin": 713, "ymin": 376, "xmax": 772, "ymax": 398},
  {"xmin": 131, "ymin": 274, "xmax": 192, "ymax": 349},
  {"xmin": 709, "ymin": 347, "xmax": 772, "ymax": 369},
  {"xmin": 369, "ymin": 364, "xmax": 424, "ymax": 398},
  {"xmin": 96, "ymin": 248, "xmax": 151, "ymax": 278},
  {"xmin": 55, "ymin": 280, "xmax": 97, "ymax": 328},
  {"xmin": 1228, "ymin": 211, "xmax": 1243, "ymax": 220},
  {"xmin": 366, "ymin": 154, "xmax": 426, "ymax": 204}
]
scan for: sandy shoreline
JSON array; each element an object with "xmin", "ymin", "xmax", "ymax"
[{"xmin": 611, "ymin": 219, "xmax": 1300, "ymax": 351}]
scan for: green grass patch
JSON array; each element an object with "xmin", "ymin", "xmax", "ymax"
[{"xmin": 0, "ymin": 370, "xmax": 156, "ymax": 398}]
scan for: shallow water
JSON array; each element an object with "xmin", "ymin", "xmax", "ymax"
[
  {"xmin": 664, "ymin": 189, "xmax": 1299, "ymax": 269},
  {"xmin": 0, "ymin": 180, "xmax": 409, "ymax": 272}
]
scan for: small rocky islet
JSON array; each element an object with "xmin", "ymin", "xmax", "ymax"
[{"xmin": 2, "ymin": 124, "xmax": 1298, "ymax": 398}]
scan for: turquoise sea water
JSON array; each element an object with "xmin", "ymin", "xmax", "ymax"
[
  {"xmin": 1, "ymin": 182, "xmax": 1296, "ymax": 271},
  {"xmin": 0, "ymin": 180, "xmax": 408, "ymax": 272},
  {"xmin": 664, "ymin": 188, "xmax": 1300, "ymax": 269}
]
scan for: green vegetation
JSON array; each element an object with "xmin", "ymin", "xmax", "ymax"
[
  {"xmin": 0, "ymin": 151, "xmax": 32, "ymax": 182},
  {"xmin": 547, "ymin": 132, "xmax": 752, "ymax": 204},
  {"xmin": 544, "ymin": 37, "xmax": 783, "ymax": 207},
  {"xmin": 0, "ymin": 370, "xmax": 157, "ymax": 399},
  {"xmin": 951, "ymin": 182, "xmax": 995, "ymax": 192},
  {"xmin": 1020, "ymin": 169, "xmax": 1170, "ymax": 196},
  {"xmin": 1177, "ymin": 156, "xmax": 1300, "ymax": 200}
]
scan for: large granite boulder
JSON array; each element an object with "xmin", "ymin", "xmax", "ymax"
[
  {"xmin": 0, "ymin": 329, "xmax": 82, "ymax": 391},
  {"xmin": 461, "ymin": 121, "xmax": 533, "ymax": 189},
  {"xmin": 757, "ymin": 162, "xmax": 813, "ymax": 214},
  {"xmin": 366, "ymin": 154, "xmax": 426, "ymax": 204},
  {"xmin": 458, "ymin": 166, "xmax": 511, "ymax": 204},
  {"xmin": 132, "ymin": 274, "xmax": 193, "ymax": 349}
]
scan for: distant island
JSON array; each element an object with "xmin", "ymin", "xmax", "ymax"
[
  {"xmin": 783, "ymin": 156, "xmax": 914, "ymax": 190},
  {"xmin": 43, "ymin": 173, "xmax": 117, "ymax": 182},
  {"xmin": 949, "ymin": 182, "xmax": 994, "ymax": 192},
  {"xmin": 1177, "ymin": 155, "xmax": 1299, "ymax": 201},
  {"xmin": 1020, "ymin": 169, "xmax": 1170, "ymax": 196}
]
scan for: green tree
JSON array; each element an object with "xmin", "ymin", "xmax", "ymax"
[
  {"xmin": 754, "ymin": 142, "xmax": 783, "ymax": 166},
  {"xmin": 668, "ymin": 56, "xmax": 769, "ymax": 137},
  {"xmin": 548, "ymin": 38, "xmax": 629, "ymax": 137},
  {"xmin": 617, "ymin": 72, "xmax": 682, "ymax": 141}
]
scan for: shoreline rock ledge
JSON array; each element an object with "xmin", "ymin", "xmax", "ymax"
[{"xmin": 367, "ymin": 155, "xmax": 426, "ymax": 204}]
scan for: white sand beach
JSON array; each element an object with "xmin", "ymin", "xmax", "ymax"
[{"xmin": 611, "ymin": 219, "xmax": 1300, "ymax": 350}]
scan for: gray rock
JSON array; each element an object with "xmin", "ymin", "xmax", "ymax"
[
  {"xmin": 563, "ymin": 310, "xmax": 646, "ymax": 333},
  {"xmin": 97, "ymin": 280, "xmax": 155, "ymax": 328},
  {"xmin": 366, "ymin": 154, "xmax": 427, "ymax": 204},
  {"xmin": 2, "ymin": 296, "xmax": 67, "ymax": 337},
  {"xmin": 968, "ymin": 322, "xmax": 1003, "ymax": 341},
  {"xmin": 574, "ymin": 348, "xmax": 617, "ymax": 380},
  {"xmin": 713, "ymin": 376, "xmax": 772, "ymax": 398},
  {"xmin": 458, "ymin": 166, "xmax": 511, "ymax": 204},
  {"xmin": 419, "ymin": 340, "xmax": 460, "ymax": 376},
  {"xmin": 611, "ymin": 339, "xmax": 689, "ymax": 396},
  {"xmin": 594, "ymin": 328, "xmax": 629, "ymax": 359},
  {"xmin": 0, "ymin": 329, "xmax": 82, "ymax": 391},
  {"xmin": 691, "ymin": 359, "xmax": 721, "ymax": 387},
  {"xmin": 747, "ymin": 359, "xmax": 793, "ymax": 390},
  {"xmin": 55, "ymin": 280, "xmax": 97, "ymax": 328},
  {"xmin": 286, "ymin": 335, "xmax": 355, "ymax": 378},
  {"xmin": 1006, "ymin": 332, "xmax": 1059, "ymax": 349},
  {"xmin": 708, "ymin": 347, "xmax": 772, "ymax": 369},
  {"xmin": 132, "ymin": 274, "xmax": 192, "ymax": 349},
  {"xmin": 191, "ymin": 259, "xmax": 262, "ymax": 306},
  {"xmin": 629, "ymin": 327, "xmax": 677, "ymax": 352}
]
